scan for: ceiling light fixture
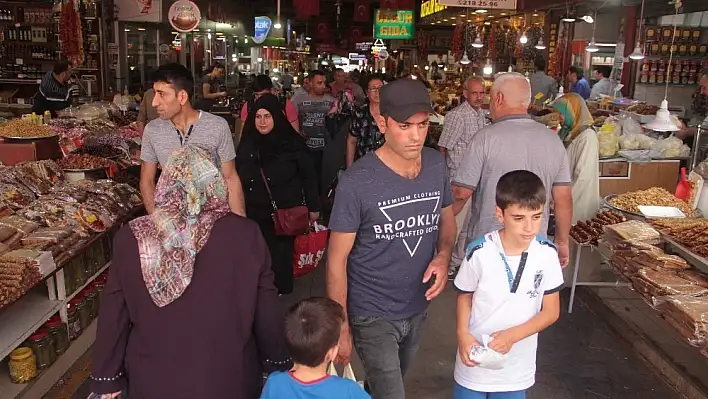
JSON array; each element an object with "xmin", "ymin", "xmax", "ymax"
[
  {"xmin": 629, "ymin": 0, "xmax": 646, "ymax": 60},
  {"xmin": 585, "ymin": 10, "xmax": 599, "ymax": 52},
  {"xmin": 460, "ymin": 50, "xmax": 471, "ymax": 65},
  {"xmin": 475, "ymin": 9, "xmax": 488, "ymax": 14},
  {"xmin": 520, "ymin": 33, "xmax": 528, "ymax": 44},
  {"xmin": 274, "ymin": 0, "xmax": 282, "ymax": 29},
  {"xmin": 472, "ymin": 36, "xmax": 484, "ymax": 48},
  {"xmin": 484, "ymin": 21, "xmax": 491, "ymax": 25},
  {"xmin": 581, "ymin": 15, "xmax": 594, "ymax": 23},
  {"xmin": 535, "ymin": 38, "xmax": 546, "ymax": 49},
  {"xmin": 483, "ymin": 60, "xmax": 493, "ymax": 75}
]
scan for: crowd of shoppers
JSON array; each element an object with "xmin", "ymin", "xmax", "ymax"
[{"xmin": 87, "ymin": 58, "xmax": 609, "ymax": 399}]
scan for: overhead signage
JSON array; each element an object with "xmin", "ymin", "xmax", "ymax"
[
  {"xmin": 349, "ymin": 53, "xmax": 367, "ymax": 61},
  {"xmin": 437, "ymin": 0, "xmax": 517, "ymax": 9},
  {"xmin": 168, "ymin": 0, "xmax": 200, "ymax": 33},
  {"xmin": 375, "ymin": 10, "xmax": 414, "ymax": 40},
  {"xmin": 355, "ymin": 42, "xmax": 373, "ymax": 51},
  {"xmin": 253, "ymin": 16, "xmax": 272, "ymax": 44},
  {"xmin": 420, "ymin": 0, "xmax": 446, "ymax": 18}
]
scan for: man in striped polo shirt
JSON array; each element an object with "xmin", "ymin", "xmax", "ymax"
[{"xmin": 32, "ymin": 60, "xmax": 74, "ymax": 116}]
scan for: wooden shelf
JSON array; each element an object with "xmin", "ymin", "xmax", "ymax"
[{"xmin": 0, "ymin": 290, "xmax": 62, "ymax": 362}]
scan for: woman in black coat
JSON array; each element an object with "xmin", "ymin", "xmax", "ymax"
[{"xmin": 236, "ymin": 94, "xmax": 321, "ymax": 295}]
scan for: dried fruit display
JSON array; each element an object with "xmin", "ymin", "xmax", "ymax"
[
  {"xmin": 609, "ymin": 187, "xmax": 697, "ymax": 217},
  {"xmin": 570, "ymin": 210, "xmax": 626, "ymax": 245},
  {"xmin": 57, "ymin": 154, "xmax": 113, "ymax": 170},
  {"xmin": 0, "ymin": 119, "xmax": 54, "ymax": 139}
]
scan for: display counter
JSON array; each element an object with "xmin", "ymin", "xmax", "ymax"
[{"xmin": 599, "ymin": 158, "xmax": 682, "ymax": 196}]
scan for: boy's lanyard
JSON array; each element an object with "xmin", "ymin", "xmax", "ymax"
[{"xmin": 498, "ymin": 252, "xmax": 529, "ymax": 293}]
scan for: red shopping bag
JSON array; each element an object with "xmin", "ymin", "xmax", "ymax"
[{"xmin": 292, "ymin": 223, "xmax": 328, "ymax": 278}]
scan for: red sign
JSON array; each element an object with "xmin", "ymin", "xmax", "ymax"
[{"xmin": 168, "ymin": 0, "xmax": 201, "ymax": 33}]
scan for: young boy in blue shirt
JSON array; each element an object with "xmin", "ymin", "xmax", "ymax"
[
  {"xmin": 453, "ymin": 170, "xmax": 564, "ymax": 399},
  {"xmin": 261, "ymin": 297, "xmax": 371, "ymax": 399}
]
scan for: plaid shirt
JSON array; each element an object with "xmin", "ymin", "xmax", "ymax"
[{"xmin": 438, "ymin": 102, "xmax": 488, "ymax": 177}]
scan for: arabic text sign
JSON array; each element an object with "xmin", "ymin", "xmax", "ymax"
[
  {"xmin": 438, "ymin": 0, "xmax": 516, "ymax": 9},
  {"xmin": 374, "ymin": 10, "xmax": 414, "ymax": 40}
]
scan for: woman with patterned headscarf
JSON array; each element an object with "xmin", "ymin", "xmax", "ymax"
[
  {"xmin": 552, "ymin": 93, "xmax": 600, "ymax": 222},
  {"xmin": 89, "ymin": 145, "xmax": 290, "ymax": 399}
]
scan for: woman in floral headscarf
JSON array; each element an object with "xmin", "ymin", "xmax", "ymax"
[
  {"xmin": 89, "ymin": 145, "xmax": 290, "ymax": 399},
  {"xmin": 552, "ymin": 92, "xmax": 600, "ymax": 222}
]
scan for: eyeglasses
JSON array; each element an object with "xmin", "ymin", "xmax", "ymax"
[{"xmin": 368, "ymin": 87, "xmax": 383, "ymax": 92}]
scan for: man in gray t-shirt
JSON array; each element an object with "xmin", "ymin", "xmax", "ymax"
[
  {"xmin": 451, "ymin": 73, "xmax": 573, "ymax": 267},
  {"xmin": 327, "ymin": 79, "xmax": 456, "ymax": 399},
  {"xmin": 139, "ymin": 63, "xmax": 244, "ymax": 216}
]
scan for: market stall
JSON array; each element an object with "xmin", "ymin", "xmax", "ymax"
[{"xmin": 0, "ymin": 102, "xmax": 144, "ymax": 398}]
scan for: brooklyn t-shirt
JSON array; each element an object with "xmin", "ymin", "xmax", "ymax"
[{"xmin": 329, "ymin": 148, "xmax": 452, "ymax": 320}]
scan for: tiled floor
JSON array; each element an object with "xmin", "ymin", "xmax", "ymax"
[{"xmin": 47, "ymin": 265, "xmax": 683, "ymax": 399}]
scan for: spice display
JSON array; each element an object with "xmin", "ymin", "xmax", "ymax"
[
  {"xmin": 570, "ymin": 211, "xmax": 626, "ymax": 245},
  {"xmin": 27, "ymin": 330, "xmax": 56, "ymax": 369},
  {"xmin": 45, "ymin": 316, "xmax": 70, "ymax": 356},
  {"xmin": 608, "ymin": 187, "xmax": 697, "ymax": 217},
  {"xmin": 57, "ymin": 154, "xmax": 113, "ymax": 170},
  {"xmin": 8, "ymin": 347, "xmax": 38, "ymax": 384},
  {"xmin": 651, "ymin": 218, "xmax": 708, "ymax": 257},
  {"xmin": 0, "ymin": 119, "xmax": 54, "ymax": 138}
]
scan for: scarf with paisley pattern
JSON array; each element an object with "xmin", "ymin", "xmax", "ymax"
[{"xmin": 129, "ymin": 145, "xmax": 230, "ymax": 307}]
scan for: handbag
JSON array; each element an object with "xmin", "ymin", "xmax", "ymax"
[
  {"xmin": 327, "ymin": 362, "xmax": 363, "ymax": 388},
  {"xmin": 258, "ymin": 154, "xmax": 310, "ymax": 236}
]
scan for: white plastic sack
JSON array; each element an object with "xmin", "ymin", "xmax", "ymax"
[
  {"xmin": 468, "ymin": 334, "xmax": 508, "ymax": 370},
  {"xmin": 328, "ymin": 363, "xmax": 363, "ymax": 388}
]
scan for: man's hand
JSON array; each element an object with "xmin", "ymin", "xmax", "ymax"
[
  {"xmin": 555, "ymin": 241, "xmax": 570, "ymax": 268},
  {"xmin": 309, "ymin": 212, "xmax": 320, "ymax": 222},
  {"xmin": 457, "ymin": 332, "xmax": 480, "ymax": 367},
  {"xmin": 423, "ymin": 254, "xmax": 448, "ymax": 301},
  {"xmin": 489, "ymin": 329, "xmax": 519, "ymax": 355},
  {"xmin": 335, "ymin": 323, "xmax": 353, "ymax": 365}
]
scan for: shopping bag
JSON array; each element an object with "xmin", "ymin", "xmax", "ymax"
[
  {"xmin": 292, "ymin": 222, "xmax": 328, "ymax": 279},
  {"xmin": 327, "ymin": 363, "xmax": 362, "ymax": 387}
]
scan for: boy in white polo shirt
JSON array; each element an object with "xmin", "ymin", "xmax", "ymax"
[{"xmin": 454, "ymin": 170, "xmax": 564, "ymax": 399}]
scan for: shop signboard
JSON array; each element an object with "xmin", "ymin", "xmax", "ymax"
[
  {"xmin": 374, "ymin": 9, "xmax": 414, "ymax": 40},
  {"xmin": 117, "ymin": 0, "xmax": 162, "ymax": 22},
  {"xmin": 437, "ymin": 0, "xmax": 517, "ymax": 9},
  {"xmin": 168, "ymin": 0, "xmax": 201, "ymax": 33},
  {"xmin": 356, "ymin": 42, "xmax": 374, "ymax": 51},
  {"xmin": 420, "ymin": 0, "xmax": 446, "ymax": 18},
  {"xmin": 253, "ymin": 16, "xmax": 273, "ymax": 44}
]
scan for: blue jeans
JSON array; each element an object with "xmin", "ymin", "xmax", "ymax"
[
  {"xmin": 349, "ymin": 312, "xmax": 427, "ymax": 399},
  {"xmin": 454, "ymin": 383, "xmax": 526, "ymax": 399}
]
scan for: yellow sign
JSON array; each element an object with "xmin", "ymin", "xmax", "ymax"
[{"xmin": 420, "ymin": 0, "xmax": 447, "ymax": 18}]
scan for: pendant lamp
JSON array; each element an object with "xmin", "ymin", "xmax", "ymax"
[
  {"xmin": 535, "ymin": 38, "xmax": 546, "ymax": 50},
  {"xmin": 460, "ymin": 51, "xmax": 471, "ymax": 65},
  {"xmin": 483, "ymin": 60, "xmax": 493, "ymax": 75},
  {"xmin": 472, "ymin": 36, "xmax": 484, "ymax": 48},
  {"xmin": 629, "ymin": 0, "xmax": 646, "ymax": 60}
]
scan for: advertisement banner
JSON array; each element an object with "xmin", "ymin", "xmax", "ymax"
[
  {"xmin": 168, "ymin": 0, "xmax": 201, "ymax": 32},
  {"xmin": 253, "ymin": 16, "xmax": 272, "ymax": 44},
  {"xmin": 374, "ymin": 9, "xmax": 414, "ymax": 40},
  {"xmin": 437, "ymin": 0, "xmax": 517, "ymax": 9}
]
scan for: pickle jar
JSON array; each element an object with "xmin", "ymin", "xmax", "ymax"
[
  {"xmin": 82, "ymin": 287, "xmax": 98, "ymax": 320},
  {"xmin": 73, "ymin": 254, "xmax": 88, "ymax": 289},
  {"xmin": 63, "ymin": 260, "xmax": 75, "ymax": 294},
  {"xmin": 75, "ymin": 295, "xmax": 91, "ymax": 331},
  {"xmin": 93, "ymin": 278, "xmax": 106, "ymax": 306},
  {"xmin": 45, "ymin": 316, "xmax": 70, "ymax": 356},
  {"xmin": 67, "ymin": 299, "xmax": 83, "ymax": 340},
  {"xmin": 27, "ymin": 331, "xmax": 56, "ymax": 370},
  {"xmin": 8, "ymin": 347, "xmax": 38, "ymax": 384}
]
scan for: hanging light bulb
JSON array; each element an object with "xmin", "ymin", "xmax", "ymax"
[
  {"xmin": 629, "ymin": 42, "xmax": 645, "ymax": 60},
  {"xmin": 630, "ymin": 0, "xmax": 647, "ymax": 60},
  {"xmin": 472, "ymin": 37, "xmax": 484, "ymax": 48},
  {"xmin": 460, "ymin": 51, "xmax": 471, "ymax": 65},
  {"xmin": 483, "ymin": 60, "xmax": 493, "ymax": 75},
  {"xmin": 535, "ymin": 38, "xmax": 546, "ymax": 50},
  {"xmin": 586, "ymin": 40, "xmax": 599, "ymax": 52},
  {"xmin": 644, "ymin": 100, "xmax": 679, "ymax": 131},
  {"xmin": 520, "ymin": 34, "xmax": 528, "ymax": 44}
]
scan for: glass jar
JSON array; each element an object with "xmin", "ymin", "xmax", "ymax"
[
  {"xmin": 64, "ymin": 259, "xmax": 75, "ymax": 294},
  {"xmin": 27, "ymin": 331, "xmax": 56, "ymax": 370},
  {"xmin": 75, "ymin": 296, "xmax": 91, "ymax": 331},
  {"xmin": 93, "ymin": 279, "xmax": 106, "ymax": 306},
  {"xmin": 45, "ymin": 317, "xmax": 69, "ymax": 356},
  {"xmin": 8, "ymin": 347, "xmax": 37, "ymax": 383},
  {"xmin": 67, "ymin": 300, "xmax": 82, "ymax": 340},
  {"xmin": 73, "ymin": 254, "xmax": 87, "ymax": 289},
  {"xmin": 82, "ymin": 287, "xmax": 98, "ymax": 320}
]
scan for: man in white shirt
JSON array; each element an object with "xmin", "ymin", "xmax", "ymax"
[
  {"xmin": 438, "ymin": 76, "xmax": 488, "ymax": 278},
  {"xmin": 589, "ymin": 66, "xmax": 614, "ymax": 99}
]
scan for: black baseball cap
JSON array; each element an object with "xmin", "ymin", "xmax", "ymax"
[{"xmin": 379, "ymin": 78, "xmax": 433, "ymax": 122}]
